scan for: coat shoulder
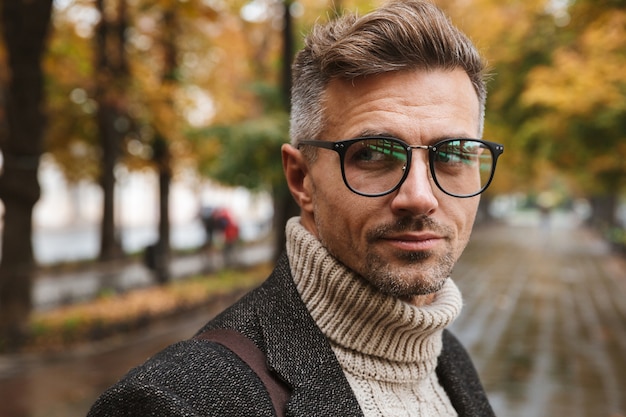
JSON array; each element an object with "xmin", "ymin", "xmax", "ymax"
[{"xmin": 88, "ymin": 338, "xmax": 276, "ymax": 416}]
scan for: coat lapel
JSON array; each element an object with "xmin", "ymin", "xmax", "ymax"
[{"xmin": 255, "ymin": 253, "xmax": 364, "ymax": 417}]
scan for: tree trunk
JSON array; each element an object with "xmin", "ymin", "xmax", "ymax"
[
  {"xmin": 97, "ymin": 100, "xmax": 123, "ymax": 260},
  {"xmin": 588, "ymin": 193, "xmax": 618, "ymax": 230},
  {"xmin": 95, "ymin": 0, "xmax": 129, "ymax": 261},
  {"xmin": 272, "ymin": 1, "xmax": 299, "ymax": 258},
  {"xmin": 146, "ymin": 6, "xmax": 179, "ymax": 284},
  {"xmin": 0, "ymin": 0, "xmax": 53, "ymax": 349},
  {"xmin": 152, "ymin": 134, "xmax": 171, "ymax": 284},
  {"xmin": 281, "ymin": 1, "xmax": 293, "ymax": 110},
  {"xmin": 157, "ymin": 161, "xmax": 171, "ymax": 281}
]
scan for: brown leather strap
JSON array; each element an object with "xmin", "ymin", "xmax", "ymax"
[{"xmin": 194, "ymin": 328, "xmax": 290, "ymax": 417}]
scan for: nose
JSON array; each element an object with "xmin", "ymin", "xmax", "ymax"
[{"xmin": 389, "ymin": 152, "xmax": 438, "ymax": 216}]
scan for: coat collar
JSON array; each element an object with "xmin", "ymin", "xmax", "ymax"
[{"xmin": 255, "ymin": 253, "xmax": 364, "ymax": 417}]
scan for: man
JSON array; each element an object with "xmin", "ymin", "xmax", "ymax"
[{"xmin": 88, "ymin": 1, "xmax": 503, "ymax": 416}]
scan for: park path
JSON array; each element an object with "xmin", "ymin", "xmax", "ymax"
[
  {"xmin": 1, "ymin": 212, "xmax": 625, "ymax": 416},
  {"xmin": 33, "ymin": 243, "xmax": 274, "ymax": 311},
  {"xmin": 451, "ymin": 213, "xmax": 626, "ymax": 417}
]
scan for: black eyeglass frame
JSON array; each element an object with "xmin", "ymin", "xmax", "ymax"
[{"xmin": 298, "ymin": 136, "xmax": 504, "ymax": 198}]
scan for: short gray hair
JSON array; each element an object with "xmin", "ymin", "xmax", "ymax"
[{"xmin": 289, "ymin": 0, "xmax": 487, "ymax": 148}]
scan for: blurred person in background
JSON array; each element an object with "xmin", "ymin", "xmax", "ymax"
[
  {"xmin": 200, "ymin": 206, "xmax": 239, "ymax": 266},
  {"xmin": 88, "ymin": 1, "xmax": 503, "ymax": 416}
]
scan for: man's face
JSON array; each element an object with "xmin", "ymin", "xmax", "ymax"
[{"xmin": 285, "ymin": 68, "xmax": 481, "ymax": 303}]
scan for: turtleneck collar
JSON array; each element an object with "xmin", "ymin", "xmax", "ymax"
[{"xmin": 285, "ymin": 217, "xmax": 463, "ymax": 365}]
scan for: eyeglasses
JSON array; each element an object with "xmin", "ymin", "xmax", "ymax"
[{"xmin": 298, "ymin": 136, "xmax": 504, "ymax": 198}]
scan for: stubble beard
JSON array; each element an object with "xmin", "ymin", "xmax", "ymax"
[
  {"xmin": 313, "ymin": 193, "xmax": 459, "ymax": 299},
  {"xmin": 361, "ymin": 216, "xmax": 457, "ymax": 299},
  {"xmin": 362, "ymin": 247, "xmax": 455, "ymax": 298}
]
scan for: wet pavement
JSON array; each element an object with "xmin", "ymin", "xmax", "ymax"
[
  {"xmin": 33, "ymin": 243, "xmax": 274, "ymax": 311},
  {"xmin": 0, "ymin": 295, "xmax": 242, "ymax": 417},
  {"xmin": 1, "ymin": 211, "xmax": 625, "ymax": 417},
  {"xmin": 451, "ymin": 212, "xmax": 626, "ymax": 417}
]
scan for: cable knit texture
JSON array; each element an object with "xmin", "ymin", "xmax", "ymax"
[{"xmin": 286, "ymin": 217, "xmax": 462, "ymax": 417}]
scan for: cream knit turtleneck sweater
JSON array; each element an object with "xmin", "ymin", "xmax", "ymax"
[{"xmin": 285, "ymin": 217, "xmax": 462, "ymax": 417}]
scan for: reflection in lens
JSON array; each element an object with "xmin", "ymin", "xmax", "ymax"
[
  {"xmin": 343, "ymin": 138, "xmax": 407, "ymax": 196},
  {"xmin": 433, "ymin": 140, "xmax": 493, "ymax": 197}
]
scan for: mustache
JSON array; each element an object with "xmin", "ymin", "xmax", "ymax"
[{"xmin": 366, "ymin": 216, "xmax": 450, "ymax": 242}]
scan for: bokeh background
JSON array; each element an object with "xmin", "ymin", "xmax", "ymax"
[{"xmin": 0, "ymin": 1, "xmax": 625, "ymax": 416}]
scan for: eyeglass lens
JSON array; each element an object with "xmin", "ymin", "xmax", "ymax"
[{"xmin": 342, "ymin": 138, "xmax": 494, "ymax": 197}]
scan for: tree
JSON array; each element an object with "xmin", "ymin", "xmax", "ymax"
[
  {"xmin": 198, "ymin": 108, "xmax": 290, "ymax": 257},
  {"xmin": 275, "ymin": 0, "xmax": 298, "ymax": 256},
  {"xmin": 43, "ymin": 1, "xmax": 101, "ymax": 185},
  {"xmin": 190, "ymin": 0, "xmax": 292, "ymax": 257},
  {"xmin": 94, "ymin": 0, "xmax": 131, "ymax": 261},
  {"xmin": 149, "ymin": 2, "xmax": 179, "ymax": 284},
  {"xmin": 438, "ymin": 0, "xmax": 560, "ymax": 196},
  {"xmin": 0, "ymin": 0, "xmax": 53, "ymax": 349},
  {"xmin": 438, "ymin": 0, "xmax": 626, "ymax": 229},
  {"xmin": 522, "ymin": 4, "xmax": 626, "ymax": 226}
]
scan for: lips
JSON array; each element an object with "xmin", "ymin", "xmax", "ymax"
[{"xmin": 382, "ymin": 232, "xmax": 444, "ymax": 251}]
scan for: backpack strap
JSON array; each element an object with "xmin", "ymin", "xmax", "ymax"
[{"xmin": 194, "ymin": 328, "xmax": 290, "ymax": 417}]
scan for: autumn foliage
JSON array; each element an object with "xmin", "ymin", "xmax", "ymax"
[{"xmin": 1, "ymin": 0, "xmax": 625, "ymax": 347}]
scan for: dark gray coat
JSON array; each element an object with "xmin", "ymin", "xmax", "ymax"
[{"xmin": 87, "ymin": 253, "xmax": 495, "ymax": 416}]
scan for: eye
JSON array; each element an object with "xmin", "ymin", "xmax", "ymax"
[
  {"xmin": 352, "ymin": 144, "xmax": 380, "ymax": 162},
  {"xmin": 351, "ymin": 138, "xmax": 406, "ymax": 162},
  {"xmin": 434, "ymin": 140, "xmax": 479, "ymax": 166}
]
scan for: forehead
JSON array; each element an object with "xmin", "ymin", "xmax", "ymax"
[{"xmin": 322, "ymin": 68, "xmax": 480, "ymax": 142}]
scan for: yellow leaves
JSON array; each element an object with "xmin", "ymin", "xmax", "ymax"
[
  {"xmin": 195, "ymin": 130, "xmax": 223, "ymax": 164},
  {"xmin": 509, "ymin": 6, "xmax": 626, "ymax": 195},
  {"xmin": 26, "ymin": 264, "xmax": 271, "ymax": 352},
  {"xmin": 442, "ymin": 0, "xmax": 545, "ymax": 64},
  {"xmin": 587, "ymin": 153, "xmax": 621, "ymax": 174},
  {"xmin": 523, "ymin": 10, "xmax": 626, "ymax": 116}
]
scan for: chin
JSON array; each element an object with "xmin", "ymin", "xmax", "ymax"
[{"xmin": 361, "ymin": 262, "xmax": 447, "ymax": 299}]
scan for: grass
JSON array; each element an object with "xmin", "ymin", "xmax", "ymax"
[{"xmin": 20, "ymin": 263, "xmax": 272, "ymax": 353}]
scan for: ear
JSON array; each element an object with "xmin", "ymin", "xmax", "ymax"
[{"xmin": 282, "ymin": 143, "xmax": 313, "ymax": 212}]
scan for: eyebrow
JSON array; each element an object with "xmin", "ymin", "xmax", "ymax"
[
  {"xmin": 353, "ymin": 129, "xmax": 391, "ymax": 138},
  {"xmin": 353, "ymin": 130, "xmax": 477, "ymax": 143}
]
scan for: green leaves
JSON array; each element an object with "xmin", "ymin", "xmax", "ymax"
[{"xmin": 194, "ymin": 110, "xmax": 289, "ymax": 191}]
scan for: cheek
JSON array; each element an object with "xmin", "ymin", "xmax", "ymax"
[
  {"xmin": 314, "ymin": 187, "xmax": 353, "ymax": 232},
  {"xmin": 310, "ymin": 160, "xmax": 355, "ymax": 214},
  {"xmin": 300, "ymin": 160, "xmax": 339, "ymax": 223},
  {"xmin": 451, "ymin": 198, "xmax": 479, "ymax": 247},
  {"xmin": 313, "ymin": 186, "xmax": 372, "ymax": 251}
]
